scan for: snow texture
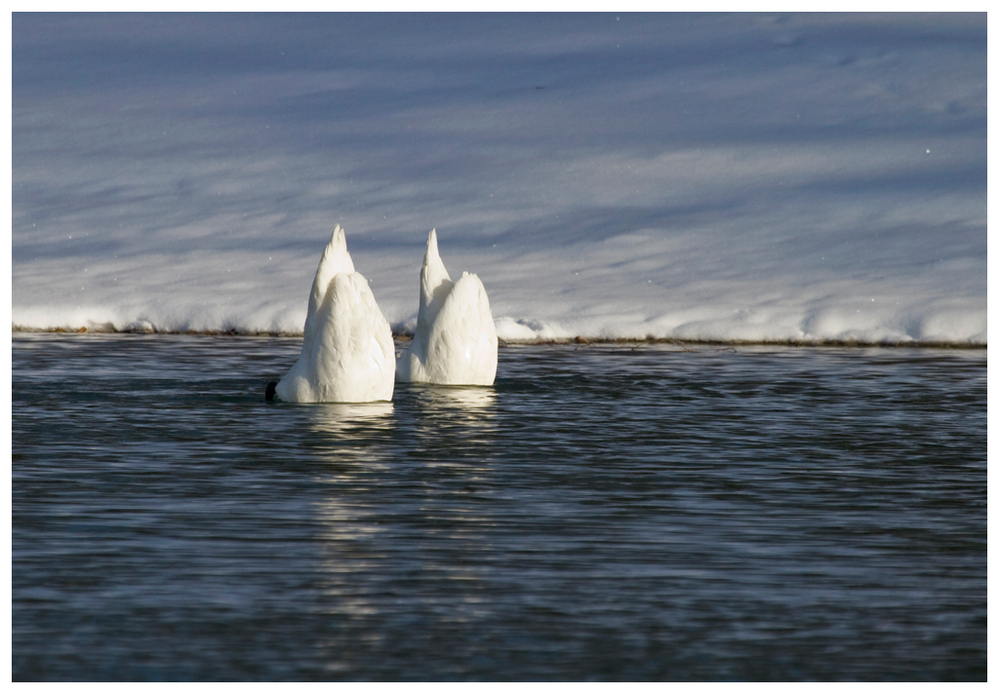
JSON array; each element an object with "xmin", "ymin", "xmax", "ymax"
[{"xmin": 11, "ymin": 13, "xmax": 986, "ymax": 345}]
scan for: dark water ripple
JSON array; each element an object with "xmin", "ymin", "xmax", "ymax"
[{"xmin": 12, "ymin": 334, "xmax": 986, "ymax": 681}]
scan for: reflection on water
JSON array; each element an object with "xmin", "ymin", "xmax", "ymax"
[
  {"xmin": 310, "ymin": 383, "xmax": 499, "ymax": 676},
  {"xmin": 11, "ymin": 335, "xmax": 986, "ymax": 681},
  {"xmin": 408, "ymin": 383, "xmax": 497, "ymax": 429},
  {"xmin": 404, "ymin": 383, "xmax": 498, "ymax": 476},
  {"xmin": 309, "ymin": 401, "xmax": 396, "ymax": 438},
  {"xmin": 412, "ymin": 384, "xmax": 497, "ymax": 412}
]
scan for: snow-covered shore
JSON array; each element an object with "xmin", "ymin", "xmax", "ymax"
[{"xmin": 12, "ymin": 13, "xmax": 986, "ymax": 346}]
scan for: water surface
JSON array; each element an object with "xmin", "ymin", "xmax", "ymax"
[{"xmin": 12, "ymin": 334, "xmax": 986, "ymax": 680}]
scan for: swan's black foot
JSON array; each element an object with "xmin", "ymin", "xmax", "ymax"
[{"xmin": 265, "ymin": 381, "xmax": 278, "ymax": 402}]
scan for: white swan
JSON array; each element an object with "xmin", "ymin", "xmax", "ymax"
[
  {"xmin": 396, "ymin": 229, "xmax": 498, "ymax": 386},
  {"xmin": 274, "ymin": 225, "xmax": 395, "ymax": 403}
]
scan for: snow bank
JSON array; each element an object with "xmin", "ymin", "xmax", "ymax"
[{"xmin": 12, "ymin": 13, "xmax": 986, "ymax": 346}]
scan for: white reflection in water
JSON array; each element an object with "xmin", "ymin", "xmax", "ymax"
[
  {"xmin": 438, "ymin": 386, "xmax": 496, "ymax": 412},
  {"xmin": 308, "ymin": 401, "xmax": 395, "ymax": 480},
  {"xmin": 308, "ymin": 401, "xmax": 395, "ymax": 438},
  {"xmin": 310, "ymin": 403, "xmax": 394, "ymax": 634},
  {"xmin": 310, "ymin": 384, "xmax": 499, "ymax": 643},
  {"xmin": 409, "ymin": 384, "xmax": 498, "ymax": 472},
  {"xmin": 411, "ymin": 384, "xmax": 496, "ymax": 422}
]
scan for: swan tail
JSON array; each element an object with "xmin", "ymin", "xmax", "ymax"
[
  {"xmin": 424, "ymin": 272, "xmax": 498, "ymax": 385},
  {"xmin": 305, "ymin": 225, "xmax": 356, "ymax": 342},
  {"xmin": 311, "ymin": 272, "xmax": 395, "ymax": 402},
  {"xmin": 419, "ymin": 229, "xmax": 454, "ymax": 318}
]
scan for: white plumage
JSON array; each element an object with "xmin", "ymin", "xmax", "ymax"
[
  {"xmin": 396, "ymin": 229, "xmax": 498, "ymax": 386},
  {"xmin": 275, "ymin": 225, "xmax": 395, "ymax": 403}
]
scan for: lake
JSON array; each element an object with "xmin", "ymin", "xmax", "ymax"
[{"xmin": 11, "ymin": 334, "xmax": 987, "ymax": 680}]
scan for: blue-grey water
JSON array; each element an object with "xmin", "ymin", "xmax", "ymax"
[{"xmin": 11, "ymin": 334, "xmax": 986, "ymax": 681}]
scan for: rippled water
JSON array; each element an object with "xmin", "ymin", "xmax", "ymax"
[{"xmin": 12, "ymin": 334, "xmax": 986, "ymax": 681}]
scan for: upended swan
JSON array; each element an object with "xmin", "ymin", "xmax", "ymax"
[
  {"xmin": 271, "ymin": 225, "xmax": 395, "ymax": 403},
  {"xmin": 396, "ymin": 229, "xmax": 498, "ymax": 386}
]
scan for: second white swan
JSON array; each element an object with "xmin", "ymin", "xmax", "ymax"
[{"xmin": 396, "ymin": 229, "xmax": 498, "ymax": 386}]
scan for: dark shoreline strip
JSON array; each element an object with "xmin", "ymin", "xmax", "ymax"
[{"xmin": 10, "ymin": 325, "xmax": 986, "ymax": 350}]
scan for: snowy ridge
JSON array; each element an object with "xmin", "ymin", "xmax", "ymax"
[{"xmin": 11, "ymin": 298, "xmax": 985, "ymax": 347}]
